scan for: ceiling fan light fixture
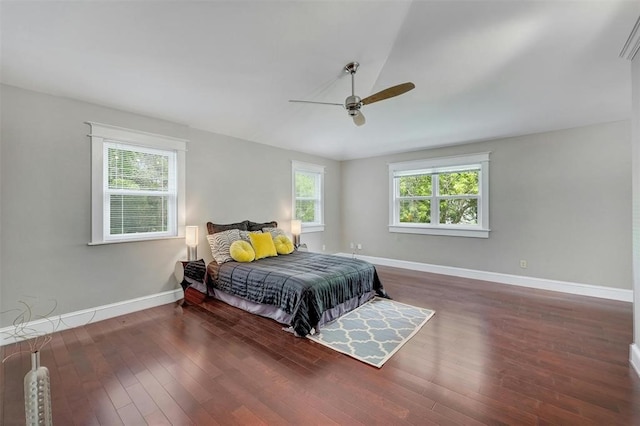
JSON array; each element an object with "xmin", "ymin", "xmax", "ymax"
[{"xmin": 353, "ymin": 111, "xmax": 366, "ymax": 126}]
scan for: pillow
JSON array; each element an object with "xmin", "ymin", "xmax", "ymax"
[
  {"xmin": 262, "ymin": 227, "xmax": 286, "ymax": 239},
  {"xmin": 248, "ymin": 220, "xmax": 278, "ymax": 232},
  {"xmin": 206, "ymin": 220, "xmax": 249, "ymax": 235},
  {"xmin": 273, "ymin": 234, "xmax": 294, "ymax": 255},
  {"xmin": 239, "ymin": 230, "xmax": 262, "ymax": 242},
  {"xmin": 206, "ymin": 229, "xmax": 241, "ymax": 264},
  {"xmin": 229, "ymin": 240, "xmax": 255, "ymax": 263},
  {"xmin": 249, "ymin": 232, "xmax": 278, "ymax": 260}
]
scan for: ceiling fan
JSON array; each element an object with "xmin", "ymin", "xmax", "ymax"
[{"xmin": 289, "ymin": 61, "xmax": 415, "ymax": 126}]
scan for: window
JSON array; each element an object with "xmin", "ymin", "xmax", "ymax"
[
  {"xmin": 292, "ymin": 161, "xmax": 325, "ymax": 232},
  {"xmin": 389, "ymin": 152, "xmax": 490, "ymax": 238},
  {"xmin": 88, "ymin": 122, "xmax": 187, "ymax": 244}
]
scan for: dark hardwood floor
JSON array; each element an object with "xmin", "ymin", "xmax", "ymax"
[{"xmin": 2, "ymin": 266, "xmax": 639, "ymax": 425}]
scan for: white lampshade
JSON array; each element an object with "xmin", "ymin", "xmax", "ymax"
[
  {"xmin": 291, "ymin": 220, "xmax": 302, "ymax": 236},
  {"xmin": 185, "ymin": 226, "xmax": 198, "ymax": 247}
]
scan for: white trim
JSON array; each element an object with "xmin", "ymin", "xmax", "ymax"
[
  {"xmin": 631, "ymin": 344, "xmax": 640, "ymax": 378},
  {"xmin": 291, "ymin": 160, "xmax": 325, "ymax": 174},
  {"xmin": 388, "ymin": 152, "xmax": 491, "ymax": 172},
  {"xmin": 87, "ymin": 235, "xmax": 184, "ymax": 246},
  {"xmin": 302, "ymin": 224, "xmax": 326, "ymax": 233},
  {"xmin": 87, "ymin": 122, "xmax": 187, "ymax": 245},
  {"xmin": 389, "ymin": 225, "xmax": 489, "ymax": 238},
  {"xmin": 0, "ymin": 289, "xmax": 183, "ymax": 347},
  {"xmin": 86, "ymin": 121, "xmax": 188, "ymax": 151},
  {"xmin": 292, "ymin": 160, "xmax": 325, "ymax": 232},
  {"xmin": 335, "ymin": 253, "xmax": 633, "ymax": 302},
  {"xmin": 388, "ymin": 152, "xmax": 490, "ymax": 237}
]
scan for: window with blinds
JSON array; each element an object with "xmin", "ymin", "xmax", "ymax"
[
  {"xmin": 105, "ymin": 143, "xmax": 176, "ymax": 238},
  {"xmin": 88, "ymin": 122, "xmax": 187, "ymax": 244}
]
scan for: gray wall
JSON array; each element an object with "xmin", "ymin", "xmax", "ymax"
[
  {"xmin": 0, "ymin": 84, "xmax": 340, "ymax": 327},
  {"xmin": 342, "ymin": 121, "xmax": 632, "ymax": 289},
  {"xmin": 0, "ymin": 82, "xmax": 632, "ymax": 331},
  {"xmin": 186, "ymin": 128, "xmax": 342, "ymax": 260}
]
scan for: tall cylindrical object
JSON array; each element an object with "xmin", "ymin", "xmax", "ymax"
[
  {"xmin": 24, "ymin": 351, "xmax": 53, "ymax": 426},
  {"xmin": 187, "ymin": 245, "xmax": 197, "ymax": 261},
  {"xmin": 186, "ymin": 225, "xmax": 199, "ymax": 261},
  {"xmin": 291, "ymin": 220, "xmax": 302, "ymax": 248}
]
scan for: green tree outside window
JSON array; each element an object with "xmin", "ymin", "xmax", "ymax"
[
  {"xmin": 398, "ymin": 170, "xmax": 479, "ymax": 225},
  {"xmin": 295, "ymin": 171, "xmax": 318, "ymax": 223}
]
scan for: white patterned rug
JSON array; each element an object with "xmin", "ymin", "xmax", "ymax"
[{"xmin": 307, "ymin": 297, "xmax": 435, "ymax": 368}]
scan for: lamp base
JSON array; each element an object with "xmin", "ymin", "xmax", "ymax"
[
  {"xmin": 293, "ymin": 234, "xmax": 300, "ymax": 249},
  {"xmin": 187, "ymin": 246, "xmax": 197, "ymax": 261}
]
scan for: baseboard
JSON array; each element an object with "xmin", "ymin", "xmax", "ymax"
[
  {"xmin": 631, "ymin": 344, "xmax": 640, "ymax": 378},
  {"xmin": 0, "ymin": 289, "xmax": 183, "ymax": 347},
  {"xmin": 337, "ymin": 253, "xmax": 633, "ymax": 302}
]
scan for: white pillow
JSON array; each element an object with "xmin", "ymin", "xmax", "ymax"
[{"xmin": 207, "ymin": 229, "xmax": 241, "ymax": 264}]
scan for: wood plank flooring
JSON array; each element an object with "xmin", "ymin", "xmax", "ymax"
[{"xmin": 2, "ymin": 266, "xmax": 639, "ymax": 425}]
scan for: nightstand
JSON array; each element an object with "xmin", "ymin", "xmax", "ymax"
[
  {"xmin": 296, "ymin": 243, "xmax": 308, "ymax": 252},
  {"xmin": 174, "ymin": 259, "xmax": 207, "ymax": 306}
]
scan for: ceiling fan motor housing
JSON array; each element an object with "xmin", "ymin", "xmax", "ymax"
[{"xmin": 345, "ymin": 95, "xmax": 362, "ymax": 116}]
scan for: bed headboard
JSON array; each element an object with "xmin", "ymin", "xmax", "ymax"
[{"xmin": 206, "ymin": 220, "xmax": 278, "ymax": 235}]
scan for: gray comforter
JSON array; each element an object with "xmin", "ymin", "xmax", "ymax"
[{"xmin": 210, "ymin": 251, "xmax": 387, "ymax": 336}]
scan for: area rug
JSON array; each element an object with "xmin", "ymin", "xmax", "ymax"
[{"xmin": 308, "ymin": 297, "xmax": 435, "ymax": 368}]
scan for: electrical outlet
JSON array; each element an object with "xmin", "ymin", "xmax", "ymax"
[
  {"xmin": 350, "ymin": 242, "xmax": 355, "ymax": 249},
  {"xmin": 357, "ymin": 243, "xmax": 362, "ymax": 250},
  {"xmin": 520, "ymin": 260, "xmax": 527, "ymax": 268},
  {"xmin": 322, "ymin": 244, "xmax": 326, "ymax": 251}
]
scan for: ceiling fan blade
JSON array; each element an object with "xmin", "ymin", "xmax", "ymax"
[
  {"xmin": 353, "ymin": 111, "xmax": 366, "ymax": 126},
  {"xmin": 361, "ymin": 82, "xmax": 415, "ymax": 105},
  {"xmin": 289, "ymin": 100, "xmax": 343, "ymax": 106}
]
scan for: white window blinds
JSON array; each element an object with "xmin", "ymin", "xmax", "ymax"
[{"xmin": 105, "ymin": 142, "xmax": 177, "ymax": 238}]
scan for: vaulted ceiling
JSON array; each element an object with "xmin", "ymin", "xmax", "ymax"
[{"xmin": 2, "ymin": 1, "xmax": 638, "ymax": 160}]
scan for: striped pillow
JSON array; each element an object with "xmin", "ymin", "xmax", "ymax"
[
  {"xmin": 206, "ymin": 229, "xmax": 241, "ymax": 264},
  {"xmin": 262, "ymin": 227, "xmax": 286, "ymax": 239}
]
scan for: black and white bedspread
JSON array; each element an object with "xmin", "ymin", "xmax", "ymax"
[{"xmin": 211, "ymin": 251, "xmax": 387, "ymax": 336}]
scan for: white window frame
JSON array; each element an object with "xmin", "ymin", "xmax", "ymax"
[
  {"xmin": 88, "ymin": 122, "xmax": 187, "ymax": 245},
  {"xmin": 292, "ymin": 161, "xmax": 325, "ymax": 233},
  {"xmin": 389, "ymin": 152, "xmax": 490, "ymax": 238}
]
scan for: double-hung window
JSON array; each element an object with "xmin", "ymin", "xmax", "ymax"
[
  {"xmin": 88, "ymin": 122, "xmax": 187, "ymax": 244},
  {"xmin": 292, "ymin": 161, "xmax": 325, "ymax": 232},
  {"xmin": 389, "ymin": 152, "xmax": 490, "ymax": 238}
]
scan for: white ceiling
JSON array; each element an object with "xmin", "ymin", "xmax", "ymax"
[{"xmin": 1, "ymin": 1, "xmax": 638, "ymax": 160}]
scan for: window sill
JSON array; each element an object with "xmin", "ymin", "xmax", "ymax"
[
  {"xmin": 88, "ymin": 235, "xmax": 183, "ymax": 246},
  {"xmin": 389, "ymin": 225, "xmax": 489, "ymax": 238},
  {"xmin": 302, "ymin": 224, "xmax": 325, "ymax": 233}
]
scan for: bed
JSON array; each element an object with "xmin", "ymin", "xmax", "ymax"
[{"xmin": 185, "ymin": 219, "xmax": 387, "ymax": 336}]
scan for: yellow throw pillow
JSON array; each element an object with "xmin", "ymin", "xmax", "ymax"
[
  {"xmin": 273, "ymin": 234, "xmax": 294, "ymax": 255},
  {"xmin": 249, "ymin": 232, "xmax": 278, "ymax": 260},
  {"xmin": 229, "ymin": 240, "xmax": 256, "ymax": 263}
]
